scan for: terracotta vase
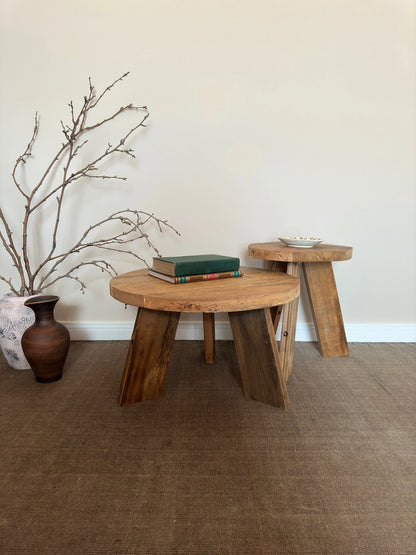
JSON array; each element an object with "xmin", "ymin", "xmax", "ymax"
[{"xmin": 21, "ymin": 295, "xmax": 70, "ymax": 383}]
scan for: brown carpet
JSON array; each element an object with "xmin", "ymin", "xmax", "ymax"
[{"xmin": 0, "ymin": 340, "xmax": 415, "ymax": 554}]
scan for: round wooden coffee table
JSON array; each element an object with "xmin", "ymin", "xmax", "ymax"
[
  {"xmin": 248, "ymin": 242, "xmax": 353, "ymax": 358},
  {"xmin": 110, "ymin": 267, "xmax": 300, "ymax": 409}
]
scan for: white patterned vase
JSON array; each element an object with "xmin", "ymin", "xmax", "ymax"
[{"xmin": 0, "ymin": 293, "xmax": 39, "ymax": 369}]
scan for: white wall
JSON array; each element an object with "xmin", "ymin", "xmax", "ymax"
[{"xmin": 0, "ymin": 0, "xmax": 415, "ymax": 338}]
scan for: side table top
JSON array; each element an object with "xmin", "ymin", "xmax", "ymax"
[
  {"xmin": 248, "ymin": 242, "xmax": 353, "ymax": 263},
  {"xmin": 110, "ymin": 267, "xmax": 300, "ymax": 313}
]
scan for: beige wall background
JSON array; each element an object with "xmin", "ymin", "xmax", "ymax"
[{"xmin": 0, "ymin": 0, "xmax": 415, "ymax": 340}]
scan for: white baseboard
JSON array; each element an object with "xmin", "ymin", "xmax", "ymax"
[{"xmin": 65, "ymin": 320, "xmax": 416, "ymax": 342}]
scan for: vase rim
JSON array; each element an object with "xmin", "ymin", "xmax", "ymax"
[{"xmin": 24, "ymin": 295, "xmax": 59, "ymax": 306}]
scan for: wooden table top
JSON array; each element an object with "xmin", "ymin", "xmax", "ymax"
[
  {"xmin": 248, "ymin": 242, "xmax": 353, "ymax": 263},
  {"xmin": 110, "ymin": 267, "xmax": 300, "ymax": 313}
]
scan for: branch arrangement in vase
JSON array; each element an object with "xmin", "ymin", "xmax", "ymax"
[{"xmin": 0, "ymin": 72, "xmax": 179, "ymax": 296}]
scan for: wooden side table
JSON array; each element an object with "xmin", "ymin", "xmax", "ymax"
[
  {"xmin": 110, "ymin": 267, "xmax": 300, "ymax": 409},
  {"xmin": 248, "ymin": 242, "xmax": 353, "ymax": 359}
]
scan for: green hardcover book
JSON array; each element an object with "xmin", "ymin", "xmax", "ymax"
[{"xmin": 152, "ymin": 254, "xmax": 240, "ymax": 277}]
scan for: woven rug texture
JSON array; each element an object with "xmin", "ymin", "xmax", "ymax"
[{"xmin": 0, "ymin": 340, "xmax": 415, "ymax": 554}]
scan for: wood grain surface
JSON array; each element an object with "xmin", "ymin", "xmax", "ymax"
[
  {"xmin": 229, "ymin": 308, "xmax": 289, "ymax": 408},
  {"xmin": 118, "ymin": 308, "xmax": 180, "ymax": 405},
  {"xmin": 303, "ymin": 262, "xmax": 349, "ymax": 357},
  {"xmin": 110, "ymin": 267, "xmax": 300, "ymax": 313},
  {"xmin": 203, "ymin": 313, "xmax": 215, "ymax": 364},
  {"xmin": 279, "ymin": 261, "xmax": 301, "ymax": 380},
  {"xmin": 249, "ymin": 242, "xmax": 352, "ymax": 359},
  {"xmin": 248, "ymin": 242, "xmax": 352, "ymax": 263}
]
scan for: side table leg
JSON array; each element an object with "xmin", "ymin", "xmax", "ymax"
[
  {"xmin": 118, "ymin": 308, "xmax": 180, "ymax": 405},
  {"xmin": 268, "ymin": 262, "xmax": 287, "ymax": 332},
  {"xmin": 229, "ymin": 308, "xmax": 289, "ymax": 408},
  {"xmin": 279, "ymin": 262, "xmax": 300, "ymax": 381},
  {"xmin": 303, "ymin": 261, "xmax": 349, "ymax": 357},
  {"xmin": 203, "ymin": 313, "xmax": 215, "ymax": 364}
]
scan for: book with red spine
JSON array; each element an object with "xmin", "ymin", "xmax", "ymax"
[{"xmin": 148, "ymin": 269, "xmax": 243, "ymax": 284}]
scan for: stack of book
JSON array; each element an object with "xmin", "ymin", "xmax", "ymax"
[{"xmin": 149, "ymin": 254, "xmax": 242, "ymax": 284}]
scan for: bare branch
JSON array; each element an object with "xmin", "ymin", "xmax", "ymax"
[
  {"xmin": 0, "ymin": 274, "xmax": 20, "ymax": 296},
  {"xmin": 0, "ymin": 209, "xmax": 26, "ymax": 292},
  {"xmin": 1, "ymin": 73, "xmax": 179, "ymax": 295},
  {"xmin": 89, "ymin": 72, "xmax": 130, "ymax": 108},
  {"xmin": 72, "ymin": 139, "xmax": 88, "ymax": 157},
  {"xmin": 28, "ymin": 109, "xmax": 149, "ymax": 214},
  {"xmin": 34, "ymin": 209, "xmax": 179, "ymax": 291},
  {"xmin": 79, "ymin": 174, "xmax": 127, "ymax": 181},
  {"xmin": 12, "ymin": 113, "xmax": 39, "ymax": 199},
  {"xmin": 39, "ymin": 259, "xmax": 119, "ymax": 293}
]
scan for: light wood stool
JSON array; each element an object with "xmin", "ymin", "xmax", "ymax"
[{"xmin": 248, "ymin": 242, "xmax": 352, "ymax": 360}]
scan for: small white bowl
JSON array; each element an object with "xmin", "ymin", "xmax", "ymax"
[{"xmin": 278, "ymin": 236, "xmax": 324, "ymax": 248}]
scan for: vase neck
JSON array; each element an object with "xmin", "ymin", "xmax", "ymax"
[{"xmin": 24, "ymin": 296, "xmax": 59, "ymax": 326}]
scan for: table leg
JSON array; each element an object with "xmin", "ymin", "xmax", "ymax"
[
  {"xmin": 303, "ymin": 261, "xmax": 349, "ymax": 357},
  {"xmin": 203, "ymin": 313, "xmax": 215, "ymax": 364},
  {"xmin": 118, "ymin": 308, "xmax": 180, "ymax": 405},
  {"xmin": 279, "ymin": 261, "xmax": 300, "ymax": 380},
  {"xmin": 228, "ymin": 308, "xmax": 289, "ymax": 408},
  {"xmin": 267, "ymin": 261, "xmax": 287, "ymax": 333}
]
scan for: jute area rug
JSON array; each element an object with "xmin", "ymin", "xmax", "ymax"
[{"xmin": 1, "ymin": 340, "xmax": 415, "ymax": 554}]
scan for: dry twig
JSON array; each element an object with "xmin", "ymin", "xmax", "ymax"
[{"xmin": 0, "ymin": 73, "xmax": 179, "ymax": 295}]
